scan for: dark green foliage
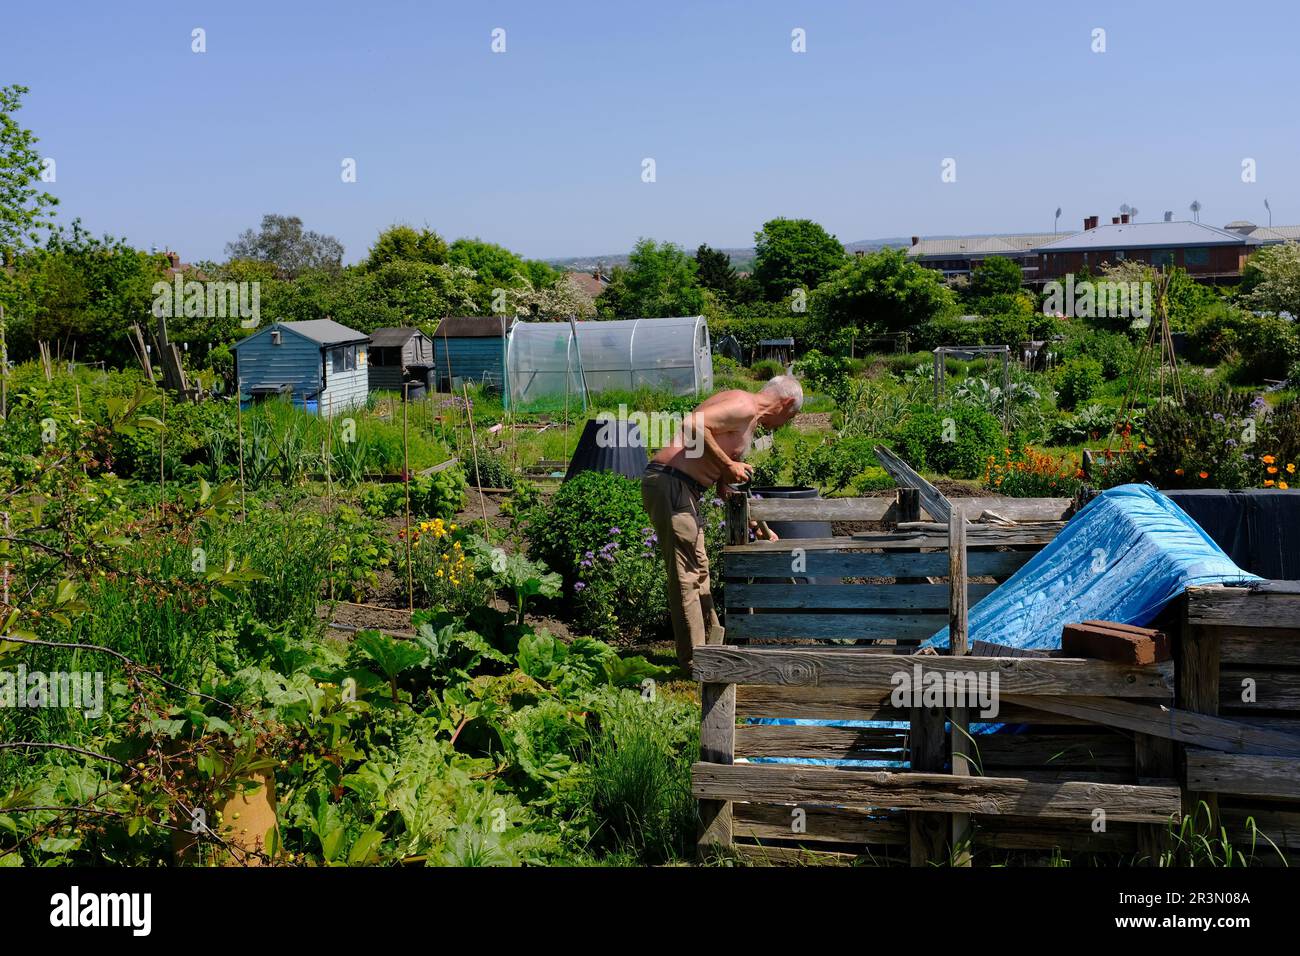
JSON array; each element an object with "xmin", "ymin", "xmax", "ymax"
[
  {"xmin": 789, "ymin": 436, "xmax": 880, "ymax": 492},
  {"xmin": 809, "ymin": 249, "xmax": 956, "ymax": 352},
  {"xmin": 1055, "ymin": 356, "xmax": 1104, "ymax": 410},
  {"xmin": 529, "ymin": 470, "xmax": 652, "ymax": 576},
  {"xmin": 751, "ymin": 218, "xmax": 846, "ymax": 301},
  {"xmin": 1126, "ymin": 387, "xmax": 1262, "ymax": 489},
  {"xmin": 894, "ymin": 404, "xmax": 1002, "ymax": 479}
]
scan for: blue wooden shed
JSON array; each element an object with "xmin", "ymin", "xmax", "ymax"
[
  {"xmin": 432, "ymin": 316, "xmax": 515, "ymax": 393},
  {"xmin": 232, "ymin": 319, "xmax": 371, "ymax": 415}
]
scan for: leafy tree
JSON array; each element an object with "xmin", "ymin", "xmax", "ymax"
[
  {"xmin": 751, "ymin": 218, "xmax": 845, "ymax": 301},
  {"xmin": 364, "ymin": 224, "xmax": 448, "ymax": 270},
  {"xmin": 1242, "ymin": 241, "xmax": 1300, "ymax": 320},
  {"xmin": 225, "ymin": 214, "xmax": 344, "ymax": 278},
  {"xmin": 595, "ymin": 239, "xmax": 704, "ymax": 318},
  {"xmin": 4, "ymin": 220, "xmax": 162, "ymax": 361},
  {"xmin": 447, "ymin": 238, "xmax": 560, "ymax": 313},
  {"xmin": 694, "ymin": 244, "xmax": 739, "ymax": 300},
  {"xmin": 0, "ymin": 84, "xmax": 58, "ymax": 257},
  {"xmin": 968, "ymin": 256, "xmax": 1023, "ymax": 302},
  {"xmin": 808, "ymin": 248, "xmax": 955, "ymax": 351}
]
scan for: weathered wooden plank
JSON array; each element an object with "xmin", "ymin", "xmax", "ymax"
[
  {"xmin": 1219, "ymin": 626, "xmax": 1300, "ymax": 666},
  {"xmin": 873, "ymin": 444, "xmax": 953, "ymax": 524},
  {"xmin": 735, "ymin": 724, "xmax": 906, "ymax": 760},
  {"xmin": 974, "ymin": 815, "xmax": 1139, "ymax": 853},
  {"xmin": 1185, "ymin": 750, "xmax": 1300, "ymax": 799},
  {"xmin": 692, "ymin": 646, "xmax": 1174, "ymax": 698},
  {"xmin": 908, "ymin": 702, "xmax": 950, "ymax": 865},
  {"xmin": 729, "ymin": 530, "xmax": 1055, "ymax": 551},
  {"xmin": 1002, "ymin": 694, "xmax": 1300, "ymax": 757},
  {"xmin": 746, "ymin": 494, "xmax": 1072, "ymax": 524},
  {"xmin": 979, "ymin": 733, "xmax": 1135, "ymax": 769},
  {"xmin": 734, "ymin": 684, "xmax": 1092, "ymax": 724},
  {"xmin": 1220, "ymin": 670, "xmax": 1300, "ymax": 710},
  {"xmin": 1186, "ymin": 586, "xmax": 1300, "ymax": 630},
  {"xmin": 733, "ymin": 802, "xmax": 908, "ymax": 847},
  {"xmin": 690, "ymin": 762, "xmax": 1181, "ymax": 823},
  {"xmin": 729, "ymin": 843, "xmax": 861, "ymax": 866},
  {"xmin": 697, "ymin": 682, "xmax": 735, "ymax": 855},
  {"xmin": 725, "ymin": 613, "xmax": 944, "ymax": 642},
  {"xmin": 723, "ymin": 548, "xmax": 1032, "ymax": 580},
  {"xmin": 725, "ymin": 582, "xmax": 998, "ymax": 611},
  {"xmin": 1220, "ymin": 805, "xmax": 1300, "ymax": 851},
  {"xmin": 1176, "ymin": 619, "xmax": 1221, "ymax": 825}
]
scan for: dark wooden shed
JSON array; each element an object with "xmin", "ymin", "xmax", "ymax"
[{"xmin": 367, "ymin": 327, "xmax": 434, "ymax": 393}]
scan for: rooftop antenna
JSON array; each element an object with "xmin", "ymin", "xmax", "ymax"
[
  {"xmin": 1190, "ymin": 200, "xmax": 1202, "ymax": 223},
  {"xmin": 1054, "ymin": 206, "xmax": 1062, "ymax": 234},
  {"xmin": 1265, "ymin": 197, "xmax": 1272, "ymax": 227}
]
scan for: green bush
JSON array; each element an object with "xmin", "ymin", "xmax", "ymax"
[
  {"xmin": 1127, "ymin": 387, "xmax": 1262, "ymax": 489},
  {"xmin": 894, "ymin": 404, "xmax": 1002, "ymax": 479},
  {"xmin": 1056, "ymin": 356, "xmax": 1104, "ymax": 410},
  {"xmin": 789, "ymin": 436, "xmax": 879, "ymax": 492},
  {"xmin": 530, "ymin": 471, "xmax": 653, "ymax": 578},
  {"xmin": 358, "ymin": 467, "xmax": 467, "ymax": 519},
  {"xmin": 749, "ymin": 359, "xmax": 785, "ymax": 381}
]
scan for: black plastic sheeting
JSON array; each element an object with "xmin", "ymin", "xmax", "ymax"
[
  {"xmin": 563, "ymin": 418, "xmax": 647, "ymax": 482},
  {"xmin": 1162, "ymin": 489, "xmax": 1300, "ymax": 580}
]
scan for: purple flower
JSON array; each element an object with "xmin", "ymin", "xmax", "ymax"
[
  {"xmin": 1225, "ymin": 439, "xmax": 1238, "ymax": 447},
  {"xmin": 1252, "ymin": 397, "xmax": 1268, "ymax": 411},
  {"xmin": 583, "ymin": 550, "xmax": 594, "ymax": 560},
  {"xmin": 644, "ymin": 533, "xmax": 658, "ymax": 545},
  {"xmin": 711, "ymin": 498, "xmax": 724, "ymax": 507},
  {"xmin": 580, "ymin": 558, "xmax": 593, "ymax": 568},
  {"xmin": 608, "ymin": 526, "xmax": 621, "ymax": 536},
  {"xmin": 573, "ymin": 581, "xmax": 586, "ymax": 592},
  {"xmin": 1213, "ymin": 413, "xmax": 1225, "ymax": 423}
]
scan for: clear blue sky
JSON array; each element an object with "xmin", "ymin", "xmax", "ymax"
[{"xmin": 4, "ymin": 0, "xmax": 1296, "ymax": 263}]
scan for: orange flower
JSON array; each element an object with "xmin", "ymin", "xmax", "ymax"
[
  {"xmin": 1262, "ymin": 455, "xmax": 1276, "ymax": 465},
  {"xmin": 1268, "ymin": 466, "xmax": 1279, "ymax": 475},
  {"xmin": 1174, "ymin": 467, "xmax": 1184, "ymax": 476},
  {"xmin": 1198, "ymin": 471, "xmax": 1209, "ymax": 479},
  {"xmin": 1280, "ymin": 481, "xmax": 1290, "ymax": 490},
  {"xmin": 1265, "ymin": 480, "xmax": 1276, "ymax": 487}
]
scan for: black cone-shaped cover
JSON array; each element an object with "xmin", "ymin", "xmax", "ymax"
[{"xmin": 564, "ymin": 418, "xmax": 647, "ymax": 482}]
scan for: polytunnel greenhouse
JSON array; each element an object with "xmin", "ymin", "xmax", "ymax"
[{"xmin": 504, "ymin": 316, "xmax": 713, "ymax": 408}]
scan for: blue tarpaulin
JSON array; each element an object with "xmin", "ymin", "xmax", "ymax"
[
  {"xmin": 748, "ymin": 484, "xmax": 1261, "ymax": 763},
  {"xmin": 921, "ymin": 483, "xmax": 1261, "ymax": 652}
]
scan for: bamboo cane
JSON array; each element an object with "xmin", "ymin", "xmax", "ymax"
[
  {"xmin": 236, "ymin": 377, "xmax": 247, "ymax": 522},
  {"xmin": 463, "ymin": 383, "xmax": 490, "ymax": 529},
  {"xmin": 403, "ymin": 384, "xmax": 414, "ymax": 612}
]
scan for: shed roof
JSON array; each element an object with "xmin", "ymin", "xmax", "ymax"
[
  {"xmin": 369, "ymin": 327, "xmax": 428, "ymax": 348},
  {"xmin": 434, "ymin": 316, "xmax": 515, "ymax": 338},
  {"xmin": 1249, "ymin": 225, "xmax": 1300, "ymax": 243},
  {"xmin": 233, "ymin": 319, "xmax": 369, "ymax": 350},
  {"xmin": 908, "ymin": 233, "xmax": 1059, "ymax": 258},
  {"xmin": 1035, "ymin": 221, "xmax": 1259, "ymax": 252}
]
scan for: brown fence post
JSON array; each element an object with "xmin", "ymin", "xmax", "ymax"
[
  {"xmin": 1176, "ymin": 595, "xmax": 1221, "ymax": 840},
  {"xmin": 698, "ymin": 681, "xmax": 736, "ymax": 858},
  {"xmin": 948, "ymin": 510, "xmax": 972, "ymax": 865}
]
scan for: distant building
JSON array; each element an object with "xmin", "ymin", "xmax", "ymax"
[
  {"xmin": 1034, "ymin": 217, "xmax": 1262, "ymax": 283},
  {"xmin": 563, "ymin": 269, "xmax": 609, "ymax": 310},
  {"xmin": 232, "ymin": 319, "xmax": 370, "ymax": 413},
  {"xmin": 431, "ymin": 316, "xmax": 515, "ymax": 392},
  {"xmin": 906, "ymin": 233, "xmax": 1058, "ymax": 283}
]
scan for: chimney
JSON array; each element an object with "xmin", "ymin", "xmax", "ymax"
[
  {"xmin": 911, "ymin": 236, "xmax": 920, "ymax": 247},
  {"xmin": 1120, "ymin": 214, "xmax": 1130, "ymax": 224},
  {"xmin": 165, "ymin": 250, "xmax": 180, "ymax": 269},
  {"xmin": 1111, "ymin": 216, "xmax": 1120, "ymax": 225},
  {"xmin": 1084, "ymin": 216, "xmax": 1098, "ymax": 230}
]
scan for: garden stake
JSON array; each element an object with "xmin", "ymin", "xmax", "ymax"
[
  {"xmin": 463, "ymin": 383, "xmax": 490, "ymax": 528},
  {"xmin": 236, "ymin": 377, "xmax": 247, "ymax": 522},
  {"xmin": 326, "ymin": 395, "xmax": 334, "ymax": 601},
  {"xmin": 403, "ymin": 383, "xmax": 414, "ymax": 612}
]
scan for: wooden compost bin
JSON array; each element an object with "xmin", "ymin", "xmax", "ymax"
[{"xmin": 696, "ymin": 492, "xmax": 1300, "ymax": 865}]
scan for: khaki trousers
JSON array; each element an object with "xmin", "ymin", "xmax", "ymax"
[{"xmin": 641, "ymin": 468, "xmax": 723, "ymax": 667}]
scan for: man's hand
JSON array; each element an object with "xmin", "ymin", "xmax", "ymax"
[
  {"xmin": 726, "ymin": 460, "xmax": 753, "ymax": 485},
  {"xmin": 749, "ymin": 520, "xmax": 780, "ymax": 542}
]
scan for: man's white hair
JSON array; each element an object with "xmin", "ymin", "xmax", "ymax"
[{"xmin": 761, "ymin": 374, "xmax": 804, "ymax": 411}]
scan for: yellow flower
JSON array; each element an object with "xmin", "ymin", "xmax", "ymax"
[
  {"xmin": 1279, "ymin": 481, "xmax": 1290, "ymax": 490},
  {"xmin": 1288, "ymin": 463, "xmax": 1296, "ymax": 474}
]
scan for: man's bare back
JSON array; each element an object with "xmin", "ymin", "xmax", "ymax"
[{"xmin": 652, "ymin": 385, "xmax": 798, "ymax": 488}]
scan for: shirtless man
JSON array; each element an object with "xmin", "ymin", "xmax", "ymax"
[{"xmin": 641, "ymin": 375, "xmax": 803, "ymax": 666}]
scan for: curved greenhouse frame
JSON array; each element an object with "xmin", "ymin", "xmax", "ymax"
[{"xmin": 505, "ymin": 316, "xmax": 712, "ymax": 409}]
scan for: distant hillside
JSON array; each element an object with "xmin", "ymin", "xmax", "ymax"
[{"xmin": 548, "ymin": 236, "xmax": 914, "ymax": 274}]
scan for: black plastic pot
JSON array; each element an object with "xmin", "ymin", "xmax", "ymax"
[
  {"xmin": 748, "ymin": 486, "xmax": 833, "ymax": 585},
  {"xmin": 563, "ymin": 418, "xmax": 648, "ymax": 482}
]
